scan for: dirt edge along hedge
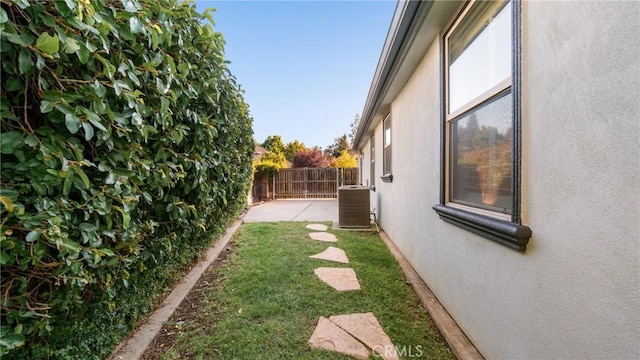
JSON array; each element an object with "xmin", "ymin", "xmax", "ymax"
[{"xmin": 0, "ymin": 0, "xmax": 254, "ymax": 357}]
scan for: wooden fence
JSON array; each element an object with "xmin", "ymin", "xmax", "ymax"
[{"xmin": 273, "ymin": 168, "xmax": 358, "ymax": 199}]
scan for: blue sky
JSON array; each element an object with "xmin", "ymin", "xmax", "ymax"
[{"xmin": 194, "ymin": 1, "xmax": 397, "ymax": 149}]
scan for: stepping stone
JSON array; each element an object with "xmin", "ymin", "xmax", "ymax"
[
  {"xmin": 308, "ymin": 232, "xmax": 338, "ymax": 243},
  {"xmin": 306, "ymin": 223, "xmax": 328, "ymax": 231},
  {"xmin": 308, "ymin": 317, "xmax": 370, "ymax": 360},
  {"xmin": 314, "ymin": 267, "xmax": 360, "ymax": 291},
  {"xmin": 329, "ymin": 313, "xmax": 399, "ymax": 360},
  {"xmin": 309, "ymin": 246, "xmax": 349, "ymax": 264},
  {"xmin": 308, "ymin": 313, "xmax": 399, "ymax": 360}
]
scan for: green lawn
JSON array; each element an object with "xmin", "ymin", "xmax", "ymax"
[{"xmin": 156, "ymin": 222, "xmax": 453, "ymax": 359}]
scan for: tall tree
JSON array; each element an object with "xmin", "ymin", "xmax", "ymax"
[
  {"xmin": 325, "ymin": 134, "xmax": 350, "ymax": 158},
  {"xmin": 262, "ymin": 135, "xmax": 285, "ymax": 155},
  {"xmin": 284, "ymin": 140, "xmax": 307, "ymax": 162},
  {"xmin": 348, "ymin": 114, "xmax": 360, "ymax": 146}
]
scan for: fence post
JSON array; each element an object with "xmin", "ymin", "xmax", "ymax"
[
  {"xmin": 272, "ymin": 172, "xmax": 276, "ymax": 200},
  {"xmin": 303, "ymin": 167, "xmax": 307, "ymax": 199}
]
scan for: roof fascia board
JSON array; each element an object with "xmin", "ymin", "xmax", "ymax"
[
  {"xmin": 354, "ymin": 1, "xmax": 458, "ymax": 150},
  {"xmin": 355, "ymin": 0, "xmax": 423, "ymax": 150}
]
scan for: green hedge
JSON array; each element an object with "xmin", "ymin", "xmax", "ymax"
[{"xmin": 0, "ymin": 0, "xmax": 253, "ymax": 358}]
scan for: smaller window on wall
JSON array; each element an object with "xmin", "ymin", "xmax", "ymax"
[
  {"xmin": 370, "ymin": 135, "xmax": 375, "ymax": 190},
  {"xmin": 381, "ymin": 114, "xmax": 393, "ymax": 182}
]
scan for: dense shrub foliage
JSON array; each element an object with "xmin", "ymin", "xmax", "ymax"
[
  {"xmin": 0, "ymin": 0, "xmax": 253, "ymax": 357},
  {"xmin": 292, "ymin": 148, "xmax": 330, "ymax": 168},
  {"xmin": 330, "ymin": 150, "xmax": 356, "ymax": 168}
]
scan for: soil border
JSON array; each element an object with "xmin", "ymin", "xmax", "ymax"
[{"xmin": 108, "ymin": 218, "xmax": 243, "ymax": 360}]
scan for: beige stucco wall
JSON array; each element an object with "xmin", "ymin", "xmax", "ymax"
[{"xmin": 361, "ymin": 1, "xmax": 639, "ymax": 358}]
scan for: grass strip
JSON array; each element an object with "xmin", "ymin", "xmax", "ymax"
[{"xmin": 157, "ymin": 222, "xmax": 453, "ymax": 359}]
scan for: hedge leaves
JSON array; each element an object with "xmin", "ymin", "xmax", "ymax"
[{"xmin": 0, "ymin": 0, "xmax": 254, "ymax": 358}]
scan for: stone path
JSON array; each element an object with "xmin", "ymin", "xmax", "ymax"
[
  {"xmin": 308, "ymin": 317, "xmax": 370, "ymax": 359},
  {"xmin": 309, "ymin": 313, "xmax": 399, "ymax": 360},
  {"xmin": 314, "ymin": 267, "xmax": 361, "ymax": 292},
  {"xmin": 308, "ymin": 231, "xmax": 338, "ymax": 243},
  {"xmin": 309, "ymin": 246, "xmax": 349, "ymax": 263},
  {"xmin": 305, "ymin": 223, "xmax": 397, "ymax": 359},
  {"xmin": 328, "ymin": 313, "xmax": 399, "ymax": 360},
  {"xmin": 306, "ymin": 224, "xmax": 329, "ymax": 231}
]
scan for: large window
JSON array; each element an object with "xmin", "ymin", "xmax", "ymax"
[
  {"xmin": 434, "ymin": 0, "xmax": 531, "ymax": 251},
  {"xmin": 382, "ymin": 114, "xmax": 393, "ymax": 182}
]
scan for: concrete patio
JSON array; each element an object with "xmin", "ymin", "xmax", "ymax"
[{"xmin": 243, "ymin": 199, "xmax": 338, "ymax": 223}]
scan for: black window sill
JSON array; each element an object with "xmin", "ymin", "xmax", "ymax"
[
  {"xmin": 380, "ymin": 174, "xmax": 393, "ymax": 183},
  {"xmin": 432, "ymin": 204, "xmax": 532, "ymax": 252}
]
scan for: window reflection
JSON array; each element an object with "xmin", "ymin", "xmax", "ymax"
[
  {"xmin": 451, "ymin": 92, "xmax": 512, "ymax": 213},
  {"xmin": 383, "ymin": 118, "xmax": 392, "ymax": 175},
  {"xmin": 448, "ymin": 0, "xmax": 511, "ymax": 114}
]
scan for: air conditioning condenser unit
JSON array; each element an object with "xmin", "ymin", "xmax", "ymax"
[{"xmin": 338, "ymin": 185, "xmax": 370, "ymax": 228}]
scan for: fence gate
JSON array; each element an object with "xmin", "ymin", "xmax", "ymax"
[{"xmin": 274, "ymin": 168, "xmax": 358, "ymax": 199}]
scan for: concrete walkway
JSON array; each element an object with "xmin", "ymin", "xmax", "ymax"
[{"xmin": 243, "ymin": 199, "xmax": 337, "ymax": 223}]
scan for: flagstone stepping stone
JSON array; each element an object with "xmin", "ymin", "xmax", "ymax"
[
  {"xmin": 308, "ymin": 232, "xmax": 338, "ymax": 243},
  {"xmin": 308, "ymin": 317, "xmax": 370, "ymax": 360},
  {"xmin": 314, "ymin": 267, "xmax": 360, "ymax": 291},
  {"xmin": 306, "ymin": 223, "xmax": 328, "ymax": 231},
  {"xmin": 308, "ymin": 313, "xmax": 399, "ymax": 360},
  {"xmin": 329, "ymin": 313, "xmax": 399, "ymax": 360},
  {"xmin": 309, "ymin": 246, "xmax": 349, "ymax": 264}
]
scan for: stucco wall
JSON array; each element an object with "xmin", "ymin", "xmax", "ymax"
[
  {"xmin": 364, "ymin": 1, "xmax": 639, "ymax": 358},
  {"xmin": 359, "ymin": 128, "xmax": 380, "ymax": 215}
]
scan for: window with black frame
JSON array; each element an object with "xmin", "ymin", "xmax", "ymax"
[
  {"xmin": 382, "ymin": 115, "xmax": 392, "ymax": 182},
  {"xmin": 434, "ymin": 0, "xmax": 531, "ymax": 251},
  {"xmin": 370, "ymin": 135, "xmax": 375, "ymax": 189}
]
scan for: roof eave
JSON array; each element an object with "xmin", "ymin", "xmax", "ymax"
[{"xmin": 353, "ymin": 0, "xmax": 459, "ymax": 151}]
